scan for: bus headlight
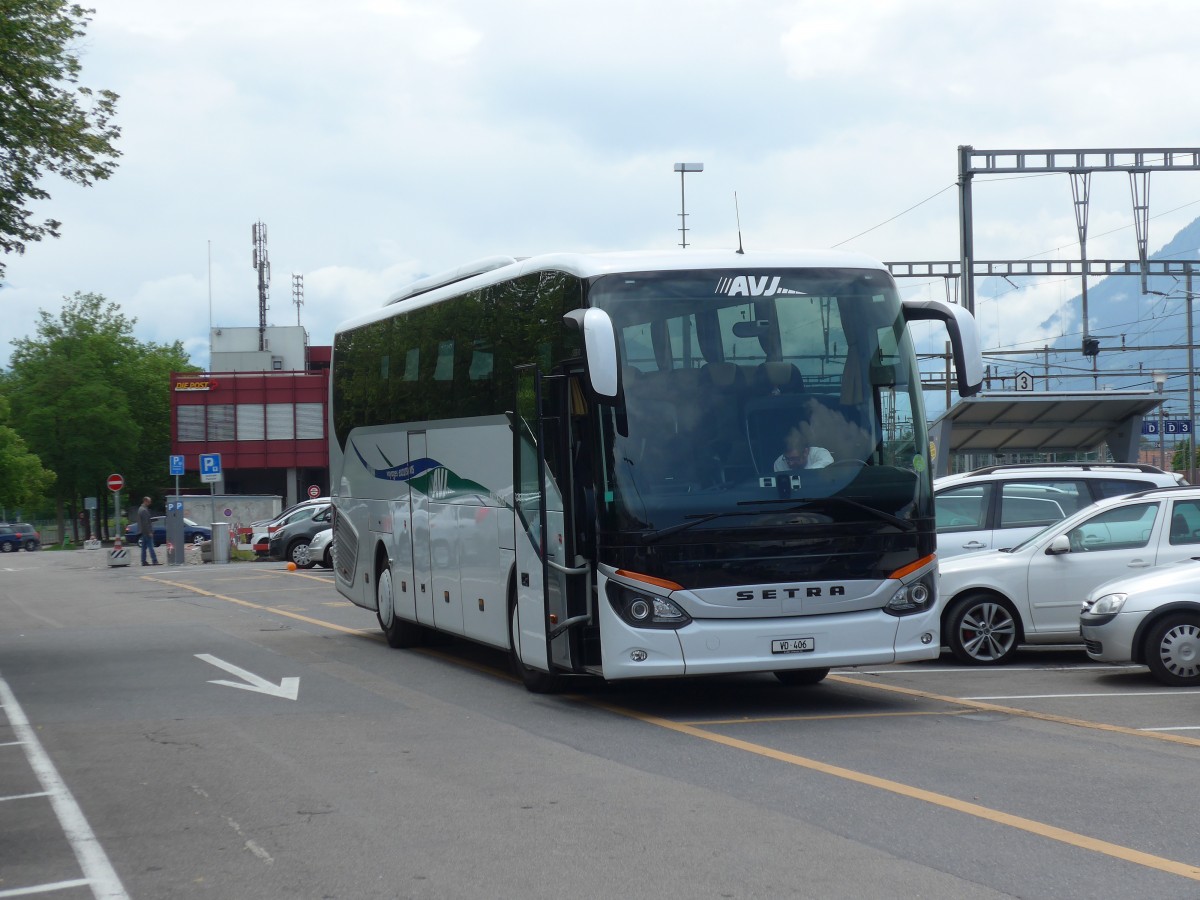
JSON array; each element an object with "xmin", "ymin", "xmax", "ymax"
[
  {"xmin": 884, "ymin": 576, "xmax": 935, "ymax": 617},
  {"xmin": 607, "ymin": 584, "xmax": 691, "ymax": 630}
]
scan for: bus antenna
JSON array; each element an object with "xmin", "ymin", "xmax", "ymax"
[{"xmin": 734, "ymin": 192, "xmax": 745, "ymax": 254}]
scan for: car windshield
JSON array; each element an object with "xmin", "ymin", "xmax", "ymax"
[{"xmin": 1005, "ymin": 496, "xmax": 1132, "ymax": 552}]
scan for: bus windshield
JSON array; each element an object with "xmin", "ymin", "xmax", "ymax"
[{"xmin": 589, "ymin": 267, "xmax": 930, "ymax": 542}]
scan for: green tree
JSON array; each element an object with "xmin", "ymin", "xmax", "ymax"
[
  {"xmin": 7, "ymin": 292, "xmax": 193, "ymax": 537},
  {"xmin": 1173, "ymin": 439, "xmax": 1198, "ymax": 479},
  {"xmin": 0, "ymin": 1, "xmax": 121, "ymax": 280},
  {"xmin": 0, "ymin": 392, "xmax": 55, "ymax": 513}
]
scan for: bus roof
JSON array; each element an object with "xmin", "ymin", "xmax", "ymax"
[{"xmin": 334, "ymin": 248, "xmax": 890, "ymax": 335}]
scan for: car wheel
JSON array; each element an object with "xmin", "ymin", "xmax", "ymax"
[
  {"xmin": 23, "ymin": 539, "xmax": 37, "ymax": 552},
  {"xmin": 508, "ymin": 588, "xmax": 563, "ymax": 693},
  {"xmin": 376, "ymin": 559, "xmax": 423, "ymax": 648},
  {"xmin": 774, "ymin": 668, "xmax": 830, "ymax": 686},
  {"xmin": 287, "ymin": 539, "xmax": 315, "ymax": 568},
  {"xmin": 193, "ymin": 534, "xmax": 206, "ymax": 545},
  {"xmin": 946, "ymin": 593, "xmax": 1020, "ymax": 665},
  {"xmin": 1143, "ymin": 613, "xmax": 1200, "ymax": 686},
  {"xmin": 0, "ymin": 542, "xmax": 12, "ymax": 553}
]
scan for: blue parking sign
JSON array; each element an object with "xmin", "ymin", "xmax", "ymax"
[
  {"xmin": 199, "ymin": 453, "xmax": 222, "ymax": 483},
  {"xmin": 169, "ymin": 454, "xmax": 185, "ymax": 476}
]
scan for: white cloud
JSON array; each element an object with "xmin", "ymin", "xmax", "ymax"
[{"xmin": 6, "ymin": 0, "xmax": 1200, "ymax": 374}]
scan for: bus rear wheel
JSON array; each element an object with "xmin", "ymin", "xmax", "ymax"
[
  {"xmin": 508, "ymin": 597, "xmax": 563, "ymax": 694},
  {"xmin": 377, "ymin": 562, "xmax": 422, "ymax": 648}
]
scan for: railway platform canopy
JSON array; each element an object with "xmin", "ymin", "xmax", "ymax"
[{"xmin": 928, "ymin": 390, "xmax": 1164, "ymax": 477}]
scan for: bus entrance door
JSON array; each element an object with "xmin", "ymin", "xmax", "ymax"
[
  {"xmin": 408, "ymin": 431, "xmax": 435, "ymax": 629},
  {"xmin": 513, "ymin": 366, "xmax": 590, "ymax": 682}
]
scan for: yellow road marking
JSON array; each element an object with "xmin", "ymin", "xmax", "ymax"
[
  {"xmin": 676, "ymin": 709, "xmax": 962, "ymax": 726},
  {"xmin": 590, "ymin": 698, "xmax": 1200, "ymax": 882},
  {"xmin": 143, "ymin": 576, "xmax": 372, "ymax": 637},
  {"xmin": 828, "ymin": 673, "xmax": 1200, "ymax": 748}
]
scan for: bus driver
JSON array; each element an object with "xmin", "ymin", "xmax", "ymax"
[{"xmin": 773, "ymin": 425, "xmax": 833, "ymax": 472}]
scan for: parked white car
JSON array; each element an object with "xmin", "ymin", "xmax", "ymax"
[
  {"xmin": 938, "ymin": 485, "xmax": 1200, "ymax": 665},
  {"xmin": 308, "ymin": 527, "xmax": 333, "ymax": 569},
  {"xmin": 935, "ymin": 463, "xmax": 1184, "ymax": 560},
  {"xmin": 1081, "ymin": 558, "xmax": 1200, "ymax": 686}
]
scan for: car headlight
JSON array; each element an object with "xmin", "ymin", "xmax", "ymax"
[{"xmin": 1086, "ymin": 592, "xmax": 1127, "ymax": 617}]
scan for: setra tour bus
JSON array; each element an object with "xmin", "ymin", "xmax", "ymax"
[{"xmin": 329, "ymin": 250, "xmax": 982, "ymax": 691}]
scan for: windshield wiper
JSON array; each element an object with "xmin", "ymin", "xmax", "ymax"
[
  {"xmin": 737, "ymin": 496, "xmax": 916, "ymax": 532},
  {"xmin": 642, "ymin": 511, "xmax": 755, "ymax": 543},
  {"xmin": 642, "ymin": 496, "xmax": 915, "ymax": 543}
]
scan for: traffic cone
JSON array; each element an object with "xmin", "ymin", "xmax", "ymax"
[{"xmin": 113, "ymin": 538, "xmax": 122, "ymax": 551}]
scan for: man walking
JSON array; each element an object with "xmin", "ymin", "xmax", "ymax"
[{"xmin": 138, "ymin": 496, "xmax": 160, "ymax": 566}]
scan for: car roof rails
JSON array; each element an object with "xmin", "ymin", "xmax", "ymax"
[
  {"xmin": 963, "ymin": 462, "xmax": 1168, "ymax": 477},
  {"xmin": 1116, "ymin": 483, "xmax": 1200, "ymax": 500}
]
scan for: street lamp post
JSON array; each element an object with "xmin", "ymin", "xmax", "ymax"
[
  {"xmin": 673, "ymin": 162, "xmax": 703, "ymax": 248},
  {"xmin": 1188, "ymin": 266, "xmax": 1196, "ymax": 484},
  {"xmin": 1153, "ymin": 370, "xmax": 1167, "ymax": 471}
]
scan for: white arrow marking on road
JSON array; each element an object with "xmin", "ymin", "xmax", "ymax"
[{"xmin": 195, "ymin": 654, "xmax": 300, "ymax": 700}]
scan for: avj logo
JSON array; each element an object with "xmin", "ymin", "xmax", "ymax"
[{"xmin": 714, "ymin": 276, "xmax": 805, "ymax": 297}]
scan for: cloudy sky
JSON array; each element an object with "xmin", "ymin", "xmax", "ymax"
[{"xmin": 5, "ymin": 0, "xmax": 1200, "ymax": 373}]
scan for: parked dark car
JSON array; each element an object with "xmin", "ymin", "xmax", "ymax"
[
  {"xmin": 0, "ymin": 522, "xmax": 40, "ymax": 552},
  {"xmin": 268, "ymin": 504, "xmax": 332, "ymax": 568},
  {"xmin": 251, "ymin": 498, "xmax": 331, "ymax": 556},
  {"xmin": 124, "ymin": 516, "xmax": 211, "ymax": 547}
]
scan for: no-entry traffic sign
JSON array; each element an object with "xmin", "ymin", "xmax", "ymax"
[
  {"xmin": 107, "ymin": 473, "xmax": 124, "ymax": 492},
  {"xmin": 307, "ymin": 484, "xmax": 321, "ymax": 499}
]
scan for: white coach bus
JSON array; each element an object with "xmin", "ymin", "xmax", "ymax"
[{"xmin": 329, "ymin": 250, "xmax": 982, "ymax": 691}]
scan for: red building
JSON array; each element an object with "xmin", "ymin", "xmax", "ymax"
[{"xmin": 170, "ymin": 342, "xmax": 331, "ymax": 504}]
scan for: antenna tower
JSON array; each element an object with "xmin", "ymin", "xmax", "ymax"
[
  {"xmin": 292, "ymin": 274, "xmax": 304, "ymax": 326},
  {"xmin": 251, "ymin": 221, "xmax": 270, "ymax": 351}
]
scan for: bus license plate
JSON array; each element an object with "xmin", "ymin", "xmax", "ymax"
[{"xmin": 771, "ymin": 638, "xmax": 815, "ymax": 654}]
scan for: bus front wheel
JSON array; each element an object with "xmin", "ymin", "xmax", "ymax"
[
  {"xmin": 376, "ymin": 561, "xmax": 422, "ymax": 648},
  {"xmin": 508, "ymin": 597, "xmax": 563, "ymax": 694}
]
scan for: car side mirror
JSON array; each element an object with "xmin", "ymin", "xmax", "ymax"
[{"xmin": 1046, "ymin": 535, "xmax": 1072, "ymax": 555}]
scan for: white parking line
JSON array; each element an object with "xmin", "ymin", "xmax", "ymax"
[
  {"xmin": 963, "ymin": 690, "xmax": 1200, "ymax": 700},
  {"xmin": 0, "ymin": 676, "xmax": 130, "ymax": 900},
  {"xmin": 838, "ymin": 664, "xmax": 1143, "ymax": 675},
  {"xmin": 0, "ymin": 878, "xmax": 93, "ymax": 897},
  {"xmin": 0, "ymin": 791, "xmax": 51, "ymax": 802},
  {"xmin": 1140, "ymin": 725, "xmax": 1200, "ymax": 732}
]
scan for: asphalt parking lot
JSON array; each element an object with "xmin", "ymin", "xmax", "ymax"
[{"xmin": 3, "ymin": 549, "xmax": 1199, "ymax": 899}]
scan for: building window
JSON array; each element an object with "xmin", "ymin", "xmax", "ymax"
[
  {"xmin": 178, "ymin": 406, "xmax": 205, "ymax": 442},
  {"xmin": 207, "ymin": 405, "xmax": 235, "ymax": 441},
  {"xmin": 296, "ymin": 403, "xmax": 324, "ymax": 439},
  {"xmin": 237, "ymin": 404, "xmax": 265, "ymax": 441},
  {"xmin": 266, "ymin": 403, "xmax": 295, "ymax": 440}
]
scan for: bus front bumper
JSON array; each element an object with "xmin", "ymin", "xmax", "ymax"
[{"xmin": 598, "ymin": 606, "xmax": 940, "ymax": 680}]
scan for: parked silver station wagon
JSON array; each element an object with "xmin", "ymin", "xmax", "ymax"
[{"xmin": 935, "ymin": 463, "xmax": 1185, "ymax": 560}]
